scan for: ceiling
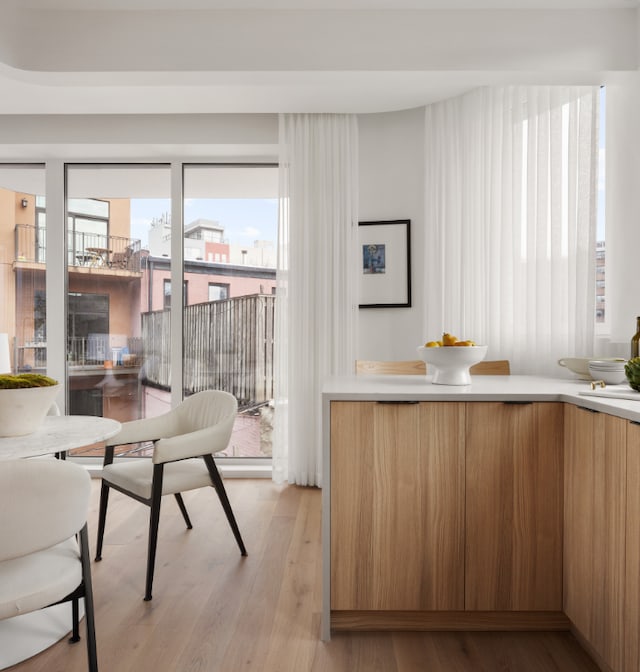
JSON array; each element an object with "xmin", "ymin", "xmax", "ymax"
[{"xmin": 0, "ymin": 0, "xmax": 638, "ymax": 118}]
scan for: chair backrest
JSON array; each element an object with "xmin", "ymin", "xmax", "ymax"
[
  {"xmin": 0, "ymin": 459, "xmax": 91, "ymax": 562},
  {"xmin": 356, "ymin": 359, "xmax": 511, "ymax": 376},
  {"xmin": 152, "ymin": 390, "xmax": 238, "ymax": 463},
  {"xmin": 175, "ymin": 390, "xmax": 238, "ymax": 433},
  {"xmin": 356, "ymin": 360, "xmax": 426, "ymax": 375},
  {"xmin": 106, "ymin": 389, "xmax": 238, "ymax": 452},
  {"xmin": 471, "ymin": 360, "xmax": 510, "ymax": 375}
]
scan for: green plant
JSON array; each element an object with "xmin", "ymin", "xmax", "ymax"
[
  {"xmin": 0, "ymin": 373, "xmax": 58, "ymax": 389},
  {"xmin": 624, "ymin": 357, "xmax": 640, "ymax": 392}
]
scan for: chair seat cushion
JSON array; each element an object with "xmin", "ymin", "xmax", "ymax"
[
  {"xmin": 0, "ymin": 537, "xmax": 81, "ymax": 620},
  {"xmin": 102, "ymin": 458, "xmax": 214, "ymax": 500}
]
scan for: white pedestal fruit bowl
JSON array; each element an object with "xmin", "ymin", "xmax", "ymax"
[{"xmin": 417, "ymin": 345, "xmax": 488, "ymax": 385}]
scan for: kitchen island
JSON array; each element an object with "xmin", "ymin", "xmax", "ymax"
[{"xmin": 322, "ymin": 374, "xmax": 640, "ymax": 672}]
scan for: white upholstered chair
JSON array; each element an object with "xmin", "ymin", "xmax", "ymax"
[
  {"xmin": 95, "ymin": 390, "xmax": 247, "ymax": 601},
  {"xmin": 0, "ymin": 458, "xmax": 98, "ymax": 671}
]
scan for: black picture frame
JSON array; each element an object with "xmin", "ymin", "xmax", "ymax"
[{"xmin": 358, "ymin": 219, "xmax": 411, "ymax": 308}]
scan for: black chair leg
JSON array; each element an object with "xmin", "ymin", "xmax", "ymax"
[
  {"xmin": 174, "ymin": 493, "xmax": 193, "ymax": 529},
  {"xmin": 79, "ymin": 524, "xmax": 99, "ymax": 672},
  {"xmin": 69, "ymin": 596, "xmax": 80, "ymax": 643},
  {"xmin": 203, "ymin": 454, "xmax": 247, "ymax": 556},
  {"xmin": 95, "ymin": 481, "xmax": 110, "ymax": 561},
  {"xmin": 144, "ymin": 464, "xmax": 164, "ymax": 601}
]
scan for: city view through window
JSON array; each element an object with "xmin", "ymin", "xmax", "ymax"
[{"xmin": 2, "ymin": 163, "xmax": 278, "ymax": 460}]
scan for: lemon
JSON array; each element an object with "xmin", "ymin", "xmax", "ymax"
[{"xmin": 442, "ymin": 333, "xmax": 458, "ymax": 346}]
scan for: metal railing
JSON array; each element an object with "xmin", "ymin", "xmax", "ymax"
[
  {"xmin": 14, "ymin": 224, "xmax": 141, "ymax": 272},
  {"xmin": 142, "ymin": 294, "xmax": 275, "ymax": 406},
  {"xmin": 66, "ymin": 336, "xmax": 144, "ymax": 367}
]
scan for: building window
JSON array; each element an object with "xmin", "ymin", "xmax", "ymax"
[
  {"xmin": 34, "ymin": 196, "xmax": 110, "ymax": 265},
  {"xmin": 208, "ymin": 283, "xmax": 230, "ymax": 302},
  {"xmin": 67, "ymin": 292, "xmax": 110, "ymax": 363},
  {"xmin": 164, "ymin": 279, "xmax": 188, "ymax": 309},
  {"xmin": 67, "ymin": 198, "xmax": 110, "ymax": 265}
]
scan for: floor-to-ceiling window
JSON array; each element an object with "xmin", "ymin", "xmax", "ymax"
[
  {"xmin": 0, "ymin": 164, "xmax": 47, "ymax": 375},
  {"xmin": 0, "ymin": 161, "xmax": 278, "ymax": 466},
  {"xmin": 63, "ymin": 164, "xmax": 171, "ymax": 454},
  {"xmin": 182, "ymin": 164, "xmax": 278, "ymax": 459}
]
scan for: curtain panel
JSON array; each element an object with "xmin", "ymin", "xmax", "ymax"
[
  {"xmin": 273, "ymin": 114, "xmax": 359, "ymax": 487},
  {"xmin": 424, "ymin": 86, "xmax": 599, "ymax": 376}
]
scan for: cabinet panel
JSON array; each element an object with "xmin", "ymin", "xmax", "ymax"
[
  {"xmin": 465, "ymin": 402, "xmax": 563, "ymax": 611},
  {"xmin": 330, "ymin": 401, "xmax": 376, "ymax": 611},
  {"xmin": 564, "ymin": 403, "xmax": 598, "ymax": 634},
  {"xmin": 330, "ymin": 401, "xmax": 464, "ymax": 611},
  {"xmin": 625, "ymin": 421, "xmax": 640, "ymax": 672},
  {"xmin": 417, "ymin": 402, "xmax": 465, "ymax": 609},
  {"xmin": 564, "ymin": 405, "xmax": 626, "ymax": 672}
]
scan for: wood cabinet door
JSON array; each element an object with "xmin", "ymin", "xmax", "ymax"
[
  {"xmin": 625, "ymin": 421, "xmax": 640, "ymax": 672},
  {"xmin": 330, "ymin": 401, "xmax": 465, "ymax": 611},
  {"xmin": 465, "ymin": 402, "xmax": 563, "ymax": 611},
  {"xmin": 564, "ymin": 404, "xmax": 626, "ymax": 672}
]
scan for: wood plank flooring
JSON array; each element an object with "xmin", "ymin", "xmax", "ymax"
[{"xmin": 15, "ymin": 478, "xmax": 601, "ymax": 672}]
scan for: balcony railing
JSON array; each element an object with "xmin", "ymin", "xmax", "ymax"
[
  {"xmin": 142, "ymin": 294, "xmax": 275, "ymax": 407},
  {"xmin": 15, "ymin": 337, "xmax": 145, "ymax": 371},
  {"xmin": 15, "ymin": 295, "xmax": 275, "ymax": 409},
  {"xmin": 66, "ymin": 336, "xmax": 144, "ymax": 367},
  {"xmin": 14, "ymin": 224, "xmax": 141, "ymax": 272}
]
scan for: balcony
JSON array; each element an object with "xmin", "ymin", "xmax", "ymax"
[
  {"xmin": 14, "ymin": 224, "xmax": 142, "ymax": 274},
  {"xmin": 13, "ymin": 294, "xmax": 275, "ymax": 408}
]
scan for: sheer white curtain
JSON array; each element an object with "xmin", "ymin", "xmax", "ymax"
[
  {"xmin": 273, "ymin": 114, "xmax": 359, "ymax": 486},
  {"xmin": 424, "ymin": 86, "xmax": 599, "ymax": 375}
]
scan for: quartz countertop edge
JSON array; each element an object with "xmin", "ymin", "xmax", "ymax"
[{"xmin": 321, "ymin": 374, "xmax": 640, "ymax": 425}]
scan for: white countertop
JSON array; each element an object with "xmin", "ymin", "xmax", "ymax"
[{"xmin": 322, "ymin": 374, "xmax": 640, "ymax": 424}]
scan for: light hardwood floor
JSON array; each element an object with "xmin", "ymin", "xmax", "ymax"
[{"xmin": 16, "ymin": 478, "xmax": 600, "ymax": 672}]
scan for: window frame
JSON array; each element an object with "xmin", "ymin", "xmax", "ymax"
[{"xmin": 208, "ymin": 282, "xmax": 230, "ymax": 302}]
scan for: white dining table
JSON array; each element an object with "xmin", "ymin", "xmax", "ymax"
[
  {"xmin": 0, "ymin": 414, "xmax": 121, "ymax": 669},
  {"xmin": 0, "ymin": 414, "xmax": 121, "ymax": 460}
]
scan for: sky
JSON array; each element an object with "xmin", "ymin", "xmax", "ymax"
[{"xmin": 130, "ymin": 198, "xmax": 278, "ymax": 249}]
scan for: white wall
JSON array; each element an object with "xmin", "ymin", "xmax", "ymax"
[
  {"xmin": 604, "ymin": 74, "xmax": 640, "ymax": 350},
  {"xmin": 604, "ymin": 9, "xmax": 640, "ymax": 349},
  {"xmin": 357, "ymin": 106, "xmax": 426, "ymax": 360}
]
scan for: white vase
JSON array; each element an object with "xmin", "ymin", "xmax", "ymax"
[{"xmin": 0, "ymin": 384, "xmax": 61, "ymax": 437}]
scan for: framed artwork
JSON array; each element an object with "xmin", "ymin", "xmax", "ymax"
[{"xmin": 358, "ymin": 219, "xmax": 411, "ymax": 308}]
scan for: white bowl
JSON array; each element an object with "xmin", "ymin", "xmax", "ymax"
[
  {"xmin": 0, "ymin": 384, "xmax": 61, "ymax": 437},
  {"xmin": 557, "ymin": 357, "xmax": 593, "ymax": 379},
  {"xmin": 587, "ymin": 363, "xmax": 626, "ymax": 385},
  {"xmin": 588, "ymin": 358, "xmax": 626, "ymax": 370},
  {"xmin": 417, "ymin": 345, "xmax": 488, "ymax": 385}
]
